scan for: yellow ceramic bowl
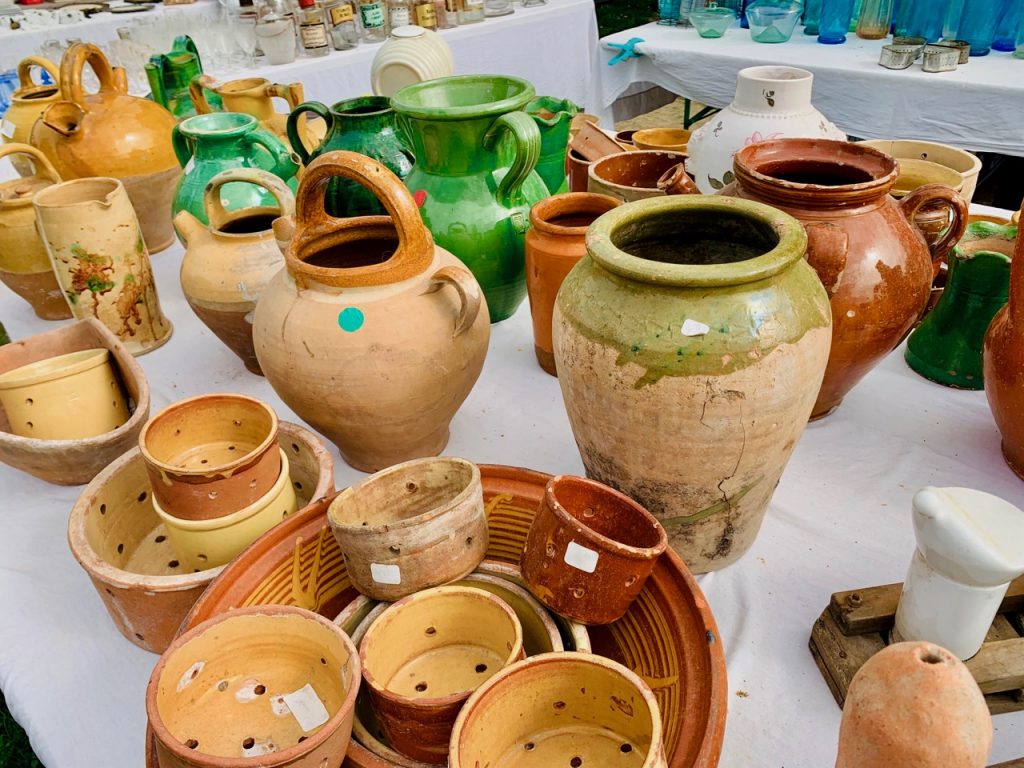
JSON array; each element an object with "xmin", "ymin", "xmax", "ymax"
[
  {"xmin": 152, "ymin": 448, "xmax": 297, "ymax": 570},
  {"xmin": 890, "ymin": 157, "xmax": 964, "ymax": 198},
  {"xmin": 632, "ymin": 128, "xmax": 691, "ymax": 154},
  {"xmin": 0, "ymin": 348, "xmax": 129, "ymax": 440}
]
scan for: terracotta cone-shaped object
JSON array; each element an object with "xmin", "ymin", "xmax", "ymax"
[{"xmin": 835, "ymin": 642, "xmax": 992, "ymax": 768}]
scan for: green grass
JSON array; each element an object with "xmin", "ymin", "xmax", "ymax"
[
  {"xmin": 597, "ymin": 0, "xmax": 658, "ymax": 37},
  {"xmin": 0, "ymin": 693, "xmax": 41, "ymax": 768}
]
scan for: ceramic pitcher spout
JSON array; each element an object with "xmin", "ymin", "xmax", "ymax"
[
  {"xmin": 40, "ymin": 101, "xmax": 85, "ymax": 138},
  {"xmin": 172, "ymin": 209, "xmax": 205, "ymax": 245}
]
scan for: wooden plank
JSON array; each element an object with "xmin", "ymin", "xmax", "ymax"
[
  {"xmin": 809, "ymin": 608, "xmax": 886, "ymax": 709},
  {"xmin": 986, "ymin": 615, "xmax": 1021, "ymax": 643},
  {"xmin": 965, "ymin": 638, "xmax": 1024, "ymax": 695}
]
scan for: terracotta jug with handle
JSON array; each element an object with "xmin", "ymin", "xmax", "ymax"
[{"xmin": 1, "ymin": 56, "xmax": 60, "ymax": 177}]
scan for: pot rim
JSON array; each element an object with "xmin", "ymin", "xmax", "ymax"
[
  {"xmin": 359, "ymin": 585, "xmax": 524, "ymax": 708},
  {"xmin": 330, "ymin": 95, "xmax": 393, "ymax": 117},
  {"xmin": 390, "ymin": 74, "xmax": 536, "ymax": 122},
  {"xmin": 449, "ymin": 651, "xmax": 665, "ymax": 768},
  {"xmin": 529, "ymin": 193, "xmax": 620, "ymax": 236},
  {"xmin": 146, "ymin": 604, "xmax": 361, "ymax": 767},
  {"xmin": 32, "ymin": 176, "xmax": 122, "ymax": 209},
  {"xmin": 138, "ymin": 393, "xmax": 279, "ymax": 479},
  {"xmin": 858, "ymin": 138, "xmax": 982, "ymax": 177},
  {"xmin": 11, "ymin": 84, "xmax": 60, "ymax": 102},
  {"xmin": 176, "ymin": 111, "xmax": 259, "ymax": 138},
  {"xmin": 328, "ymin": 456, "xmax": 481, "ymax": 535},
  {"xmin": 585, "ymin": 194, "xmax": 808, "ymax": 288},
  {"xmin": 0, "ymin": 347, "xmax": 108, "ymax": 390},
  {"xmin": 215, "ymin": 77, "xmax": 271, "ymax": 94},
  {"xmin": 892, "ymin": 157, "xmax": 964, "ymax": 196},
  {"xmin": 737, "ymin": 64, "xmax": 813, "ymax": 85},
  {"xmin": 589, "ymin": 150, "xmax": 688, "ymax": 193}
]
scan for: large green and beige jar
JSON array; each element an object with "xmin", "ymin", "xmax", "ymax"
[{"xmin": 553, "ymin": 195, "xmax": 832, "ymax": 572}]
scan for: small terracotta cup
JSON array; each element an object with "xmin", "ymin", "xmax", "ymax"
[
  {"xmin": 139, "ymin": 393, "xmax": 280, "ymax": 521},
  {"xmin": 327, "ymin": 456, "xmax": 487, "ymax": 601},
  {"xmin": 521, "ymin": 475, "xmax": 668, "ymax": 625},
  {"xmin": 633, "ymin": 127, "xmax": 691, "ymax": 153},
  {"xmin": 525, "ymin": 193, "xmax": 620, "ymax": 376},
  {"xmin": 147, "ymin": 605, "xmax": 360, "ymax": 767},
  {"xmin": 359, "ymin": 585, "xmax": 525, "ymax": 765},
  {"xmin": 450, "ymin": 652, "xmax": 668, "ymax": 768}
]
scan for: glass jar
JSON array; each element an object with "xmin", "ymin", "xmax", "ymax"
[
  {"xmin": 818, "ymin": 0, "xmax": 856, "ymax": 41},
  {"xmin": 459, "ymin": 0, "xmax": 485, "ymax": 23},
  {"xmin": 658, "ymin": 0, "xmax": 681, "ymax": 24},
  {"xmin": 387, "ymin": 0, "xmax": 411, "ymax": 29},
  {"xmin": 297, "ymin": 0, "xmax": 330, "ymax": 55},
  {"xmin": 358, "ymin": 0, "xmax": 388, "ymax": 39},
  {"xmin": 412, "ymin": 0, "xmax": 439, "ymax": 28},
  {"xmin": 856, "ymin": 0, "xmax": 892, "ymax": 37},
  {"xmin": 485, "ymin": 0, "xmax": 514, "ymax": 15},
  {"xmin": 323, "ymin": 0, "xmax": 360, "ymax": 48}
]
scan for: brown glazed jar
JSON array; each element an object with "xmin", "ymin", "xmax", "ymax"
[
  {"xmin": 983, "ymin": 204, "xmax": 1024, "ymax": 479},
  {"xmin": 725, "ymin": 139, "xmax": 967, "ymax": 418},
  {"xmin": 525, "ymin": 193, "xmax": 620, "ymax": 375}
]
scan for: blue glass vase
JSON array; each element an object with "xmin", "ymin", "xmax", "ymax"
[
  {"xmin": 741, "ymin": 0, "xmax": 751, "ymax": 27},
  {"xmin": 658, "ymin": 0, "xmax": 681, "ymax": 25},
  {"xmin": 818, "ymin": 0, "xmax": 856, "ymax": 41},
  {"xmin": 943, "ymin": 0, "xmax": 965, "ymax": 36},
  {"xmin": 894, "ymin": 0, "xmax": 947, "ymax": 40},
  {"xmin": 993, "ymin": 0, "xmax": 1023, "ymax": 51},
  {"xmin": 957, "ymin": 0, "xmax": 1003, "ymax": 54}
]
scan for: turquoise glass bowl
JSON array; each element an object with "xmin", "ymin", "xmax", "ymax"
[
  {"xmin": 747, "ymin": 4, "xmax": 802, "ymax": 42},
  {"xmin": 689, "ymin": 7, "xmax": 737, "ymax": 37}
]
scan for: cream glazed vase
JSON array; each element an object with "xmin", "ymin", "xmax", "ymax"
[
  {"xmin": 370, "ymin": 26, "xmax": 455, "ymax": 98},
  {"xmin": 687, "ymin": 66, "xmax": 846, "ymax": 193},
  {"xmin": 253, "ymin": 150, "xmax": 490, "ymax": 472}
]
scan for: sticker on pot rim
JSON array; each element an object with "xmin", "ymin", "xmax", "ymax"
[
  {"xmin": 1, "ymin": 121, "xmax": 15, "ymax": 139},
  {"xmin": 281, "ymin": 683, "xmax": 330, "ymax": 732},
  {"xmin": 564, "ymin": 540, "xmax": 599, "ymax": 573},
  {"xmin": 681, "ymin": 319, "xmax": 710, "ymax": 336},
  {"xmin": 370, "ymin": 562, "xmax": 401, "ymax": 584}
]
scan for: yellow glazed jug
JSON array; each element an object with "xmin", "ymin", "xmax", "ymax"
[
  {"xmin": 1, "ymin": 57, "xmax": 60, "ymax": 177},
  {"xmin": 30, "ymin": 43, "xmax": 181, "ymax": 254}
]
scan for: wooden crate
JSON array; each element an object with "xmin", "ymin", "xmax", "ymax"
[{"xmin": 810, "ymin": 575, "xmax": 1024, "ymax": 715}]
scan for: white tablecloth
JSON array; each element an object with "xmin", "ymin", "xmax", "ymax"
[
  {"xmin": 591, "ymin": 21, "xmax": 1024, "ymax": 157},
  {"xmin": 0, "ymin": 201, "xmax": 1022, "ymax": 767}
]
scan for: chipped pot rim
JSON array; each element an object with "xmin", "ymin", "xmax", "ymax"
[{"xmin": 390, "ymin": 74, "xmax": 535, "ymax": 121}]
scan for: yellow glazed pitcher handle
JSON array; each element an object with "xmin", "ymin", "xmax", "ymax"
[
  {"xmin": 266, "ymin": 82, "xmax": 305, "ymax": 112},
  {"xmin": 425, "ymin": 265, "xmax": 482, "ymax": 337},
  {"xmin": 899, "ymin": 183, "xmax": 969, "ymax": 266},
  {"xmin": 17, "ymin": 56, "xmax": 59, "ymax": 90},
  {"xmin": 60, "ymin": 43, "xmax": 124, "ymax": 108},
  {"xmin": 0, "ymin": 143, "xmax": 61, "ymax": 184},
  {"xmin": 188, "ymin": 74, "xmax": 217, "ymax": 115},
  {"xmin": 203, "ymin": 167, "xmax": 296, "ymax": 233}
]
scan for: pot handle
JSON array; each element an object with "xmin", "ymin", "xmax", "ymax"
[
  {"xmin": 17, "ymin": 56, "xmax": 59, "ymax": 90},
  {"xmin": 287, "ymin": 101, "xmax": 331, "ymax": 166},
  {"xmin": 170, "ymin": 123, "xmax": 195, "ymax": 168},
  {"xmin": 425, "ymin": 265, "xmax": 482, "ymax": 337},
  {"xmin": 245, "ymin": 128, "xmax": 299, "ymax": 180},
  {"xmin": 288, "ymin": 150, "xmax": 434, "ymax": 285},
  {"xmin": 803, "ymin": 222, "xmax": 848, "ymax": 296},
  {"xmin": 267, "ymin": 81, "xmax": 305, "ymax": 112},
  {"xmin": 657, "ymin": 163, "xmax": 698, "ymax": 195},
  {"xmin": 60, "ymin": 43, "xmax": 124, "ymax": 108},
  {"xmin": 188, "ymin": 74, "xmax": 217, "ymax": 115},
  {"xmin": 483, "ymin": 111, "xmax": 541, "ymax": 206},
  {"xmin": 899, "ymin": 184, "xmax": 969, "ymax": 266},
  {"xmin": 204, "ymin": 167, "xmax": 297, "ymax": 233},
  {"xmin": 0, "ymin": 143, "xmax": 61, "ymax": 184}
]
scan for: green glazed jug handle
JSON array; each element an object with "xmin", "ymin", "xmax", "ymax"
[
  {"xmin": 483, "ymin": 111, "xmax": 541, "ymax": 207},
  {"xmin": 172, "ymin": 35, "xmax": 202, "ymax": 70},
  {"xmin": 171, "ymin": 123, "xmax": 195, "ymax": 168},
  {"xmin": 145, "ymin": 54, "xmax": 168, "ymax": 110},
  {"xmin": 203, "ymin": 167, "xmax": 296, "ymax": 233},
  {"xmin": 425, "ymin": 265, "xmax": 482, "ymax": 338},
  {"xmin": 246, "ymin": 128, "xmax": 299, "ymax": 180},
  {"xmin": 899, "ymin": 184, "xmax": 969, "ymax": 266},
  {"xmin": 287, "ymin": 101, "xmax": 332, "ymax": 166}
]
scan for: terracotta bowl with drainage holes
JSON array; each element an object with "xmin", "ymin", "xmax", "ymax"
[
  {"xmin": 139, "ymin": 393, "xmax": 281, "ymax": 521},
  {"xmin": 449, "ymin": 652, "xmax": 668, "ymax": 768},
  {"xmin": 359, "ymin": 585, "xmax": 525, "ymax": 764},
  {"xmin": 153, "ymin": 465, "xmax": 726, "ymax": 768},
  {"xmin": 327, "ymin": 457, "xmax": 487, "ymax": 601},
  {"xmin": 521, "ymin": 475, "xmax": 668, "ymax": 625},
  {"xmin": 147, "ymin": 605, "xmax": 360, "ymax": 768},
  {"xmin": 0, "ymin": 318, "xmax": 150, "ymax": 485},
  {"xmin": 68, "ymin": 421, "xmax": 333, "ymax": 654},
  {"xmin": 153, "ymin": 448, "xmax": 298, "ymax": 571}
]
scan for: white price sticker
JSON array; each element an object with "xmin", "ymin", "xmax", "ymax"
[
  {"xmin": 681, "ymin": 319, "xmax": 710, "ymax": 337},
  {"xmin": 564, "ymin": 540, "xmax": 599, "ymax": 573},
  {"xmin": 370, "ymin": 562, "xmax": 401, "ymax": 585},
  {"xmin": 281, "ymin": 683, "xmax": 330, "ymax": 732},
  {"xmin": 1, "ymin": 121, "xmax": 15, "ymax": 139}
]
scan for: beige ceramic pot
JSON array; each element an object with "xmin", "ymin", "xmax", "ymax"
[
  {"xmin": 835, "ymin": 642, "xmax": 992, "ymax": 768},
  {"xmin": 68, "ymin": 421, "xmax": 334, "ymax": 653},
  {"xmin": 147, "ymin": 605, "xmax": 360, "ymax": 767},
  {"xmin": 450, "ymin": 651, "xmax": 668, "ymax": 768},
  {"xmin": 0, "ymin": 319, "xmax": 149, "ymax": 485},
  {"xmin": 139, "ymin": 393, "xmax": 281, "ymax": 521},
  {"xmin": 588, "ymin": 151, "xmax": 690, "ymax": 202},
  {"xmin": 176, "ymin": 168, "xmax": 294, "ymax": 375},
  {"xmin": 370, "ymin": 26, "xmax": 455, "ymax": 98},
  {"xmin": 31, "ymin": 44, "xmax": 180, "ymax": 254},
  {"xmin": 859, "ymin": 139, "xmax": 982, "ymax": 205},
  {"xmin": 359, "ymin": 585, "xmax": 524, "ymax": 765},
  {"xmin": 33, "ymin": 177, "xmax": 173, "ymax": 356},
  {"xmin": 0, "ymin": 348, "xmax": 128, "ymax": 440},
  {"xmin": 253, "ymin": 151, "xmax": 490, "ymax": 472},
  {"xmin": 153, "ymin": 447, "xmax": 297, "ymax": 571},
  {"xmin": 632, "ymin": 127, "xmax": 690, "ymax": 153},
  {"xmin": 1, "ymin": 57, "xmax": 60, "ymax": 177},
  {"xmin": 0, "ymin": 143, "xmax": 71, "ymax": 320},
  {"xmin": 328, "ymin": 456, "xmax": 487, "ymax": 600}
]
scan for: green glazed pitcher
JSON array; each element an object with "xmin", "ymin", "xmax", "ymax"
[
  {"xmin": 525, "ymin": 95, "xmax": 581, "ymax": 195},
  {"xmin": 391, "ymin": 75, "xmax": 548, "ymax": 323},
  {"xmin": 171, "ymin": 112, "xmax": 299, "ymax": 235},
  {"xmin": 286, "ymin": 96, "xmax": 413, "ymax": 218},
  {"xmin": 145, "ymin": 36, "xmax": 218, "ymax": 120},
  {"xmin": 905, "ymin": 221, "xmax": 1017, "ymax": 389}
]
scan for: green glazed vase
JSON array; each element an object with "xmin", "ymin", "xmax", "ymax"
[
  {"xmin": 145, "ymin": 36, "xmax": 218, "ymax": 120},
  {"xmin": 286, "ymin": 96, "xmax": 413, "ymax": 218},
  {"xmin": 171, "ymin": 112, "xmax": 299, "ymax": 233},
  {"xmin": 525, "ymin": 95, "xmax": 581, "ymax": 195},
  {"xmin": 905, "ymin": 221, "xmax": 1017, "ymax": 390},
  {"xmin": 391, "ymin": 75, "xmax": 548, "ymax": 323}
]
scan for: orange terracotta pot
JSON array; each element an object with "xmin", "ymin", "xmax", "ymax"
[
  {"xmin": 724, "ymin": 139, "xmax": 968, "ymax": 418},
  {"xmin": 525, "ymin": 193, "xmax": 619, "ymax": 375},
  {"xmin": 983, "ymin": 205, "xmax": 1024, "ymax": 479},
  {"xmin": 150, "ymin": 465, "xmax": 727, "ymax": 768}
]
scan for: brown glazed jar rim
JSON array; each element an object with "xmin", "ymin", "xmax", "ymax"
[
  {"xmin": 732, "ymin": 138, "xmax": 898, "ymax": 208},
  {"xmin": 529, "ymin": 193, "xmax": 620, "ymax": 236},
  {"xmin": 545, "ymin": 475, "xmax": 669, "ymax": 561},
  {"xmin": 146, "ymin": 605, "xmax": 360, "ymax": 767},
  {"xmin": 359, "ymin": 586, "xmax": 523, "ymax": 707}
]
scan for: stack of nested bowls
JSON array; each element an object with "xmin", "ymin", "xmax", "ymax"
[{"xmin": 140, "ymin": 394, "xmax": 297, "ymax": 570}]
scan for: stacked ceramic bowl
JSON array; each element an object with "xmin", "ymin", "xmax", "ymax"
[{"xmin": 139, "ymin": 394, "xmax": 298, "ymax": 571}]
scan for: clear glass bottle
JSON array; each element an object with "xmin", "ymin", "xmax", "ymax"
[
  {"xmin": 856, "ymin": 0, "xmax": 892, "ymax": 37},
  {"xmin": 387, "ymin": 0, "xmax": 412, "ymax": 29},
  {"xmin": 441, "ymin": 0, "xmax": 459, "ymax": 26},
  {"xmin": 484, "ymin": 0, "xmax": 513, "ymax": 16},
  {"xmin": 359, "ymin": 0, "xmax": 388, "ymax": 39},
  {"xmin": 459, "ymin": 0, "xmax": 485, "ymax": 23},
  {"xmin": 323, "ymin": 0, "xmax": 360, "ymax": 49},
  {"xmin": 297, "ymin": 0, "xmax": 330, "ymax": 55},
  {"xmin": 413, "ymin": 0, "xmax": 439, "ymax": 28}
]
